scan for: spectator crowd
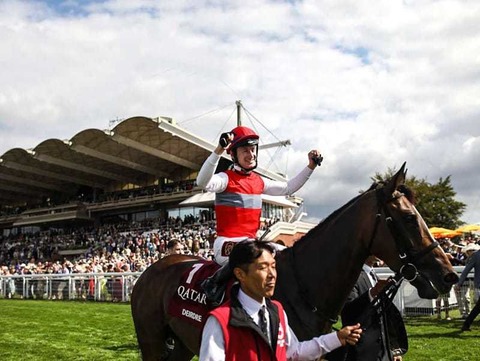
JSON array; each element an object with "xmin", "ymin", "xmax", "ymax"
[
  {"xmin": 0, "ymin": 215, "xmax": 217, "ymax": 281},
  {"xmin": 1, "ymin": 217, "xmax": 480, "ymax": 311}
]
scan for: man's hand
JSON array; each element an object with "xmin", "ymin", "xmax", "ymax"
[
  {"xmin": 337, "ymin": 323, "xmax": 362, "ymax": 346},
  {"xmin": 370, "ymin": 279, "xmax": 389, "ymax": 299}
]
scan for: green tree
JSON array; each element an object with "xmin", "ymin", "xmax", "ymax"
[{"xmin": 371, "ymin": 167, "xmax": 466, "ymax": 229}]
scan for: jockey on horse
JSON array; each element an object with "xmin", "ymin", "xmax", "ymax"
[{"xmin": 197, "ymin": 125, "xmax": 322, "ymax": 305}]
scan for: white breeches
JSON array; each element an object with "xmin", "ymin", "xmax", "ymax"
[{"xmin": 213, "ymin": 236, "xmax": 286, "ymax": 265}]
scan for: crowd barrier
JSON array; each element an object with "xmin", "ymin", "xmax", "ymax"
[
  {"xmin": 376, "ymin": 266, "xmax": 473, "ymax": 316},
  {"xmin": 0, "ymin": 272, "xmax": 141, "ymax": 303},
  {"xmin": 0, "ymin": 267, "xmax": 475, "ymax": 317}
]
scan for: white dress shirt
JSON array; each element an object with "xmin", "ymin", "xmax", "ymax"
[
  {"xmin": 363, "ymin": 264, "xmax": 377, "ymax": 287},
  {"xmin": 199, "ymin": 289, "xmax": 342, "ymax": 361},
  {"xmin": 363, "ymin": 264, "xmax": 378, "ymax": 301}
]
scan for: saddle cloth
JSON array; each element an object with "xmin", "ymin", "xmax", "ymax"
[{"xmin": 168, "ymin": 261, "xmax": 232, "ymax": 328}]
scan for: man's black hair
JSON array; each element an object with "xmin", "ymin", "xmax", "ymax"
[
  {"xmin": 229, "ymin": 240, "xmax": 275, "ymax": 273},
  {"xmin": 167, "ymin": 239, "xmax": 181, "ymax": 250}
]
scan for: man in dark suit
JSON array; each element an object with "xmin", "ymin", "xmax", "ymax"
[
  {"xmin": 329, "ymin": 255, "xmax": 408, "ymax": 361},
  {"xmin": 457, "ymin": 243, "xmax": 480, "ymax": 331}
]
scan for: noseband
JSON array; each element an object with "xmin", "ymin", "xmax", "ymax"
[{"xmin": 368, "ymin": 186, "xmax": 440, "ymax": 282}]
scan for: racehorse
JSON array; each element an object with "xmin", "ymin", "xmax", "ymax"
[{"xmin": 131, "ymin": 163, "xmax": 458, "ymax": 360}]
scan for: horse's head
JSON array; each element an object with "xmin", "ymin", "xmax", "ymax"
[{"xmin": 369, "ymin": 162, "xmax": 458, "ymax": 299}]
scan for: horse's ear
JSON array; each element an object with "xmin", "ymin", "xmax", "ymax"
[{"xmin": 385, "ymin": 162, "xmax": 407, "ymax": 194}]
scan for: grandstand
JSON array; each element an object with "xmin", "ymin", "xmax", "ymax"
[
  {"xmin": 0, "ymin": 115, "xmax": 314, "ymax": 248},
  {"xmin": 0, "ymin": 117, "xmax": 473, "ymax": 317}
]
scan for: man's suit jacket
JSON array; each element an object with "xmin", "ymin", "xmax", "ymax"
[{"xmin": 328, "ymin": 269, "xmax": 408, "ymax": 361}]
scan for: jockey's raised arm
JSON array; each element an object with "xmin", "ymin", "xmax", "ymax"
[{"xmin": 196, "ymin": 125, "xmax": 321, "ymax": 306}]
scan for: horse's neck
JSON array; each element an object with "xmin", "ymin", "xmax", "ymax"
[
  {"xmin": 290, "ymin": 198, "xmax": 374, "ymax": 318},
  {"xmin": 296, "ymin": 229, "xmax": 365, "ymax": 294},
  {"xmin": 297, "ymin": 210, "xmax": 370, "ymax": 276}
]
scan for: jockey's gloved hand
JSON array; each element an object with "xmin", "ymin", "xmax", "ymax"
[
  {"xmin": 219, "ymin": 132, "xmax": 232, "ymax": 148},
  {"xmin": 313, "ymin": 155, "xmax": 323, "ymax": 166},
  {"xmin": 308, "ymin": 150, "xmax": 323, "ymax": 169}
]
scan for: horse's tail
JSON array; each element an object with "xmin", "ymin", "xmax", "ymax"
[
  {"xmin": 131, "ymin": 256, "xmax": 202, "ymax": 360},
  {"xmin": 131, "ymin": 259, "xmax": 175, "ymax": 360}
]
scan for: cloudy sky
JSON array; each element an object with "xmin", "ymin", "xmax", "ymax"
[{"xmin": 1, "ymin": 0, "xmax": 479, "ymax": 224}]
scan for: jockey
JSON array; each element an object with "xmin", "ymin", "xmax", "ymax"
[{"xmin": 196, "ymin": 125, "xmax": 322, "ymax": 306}]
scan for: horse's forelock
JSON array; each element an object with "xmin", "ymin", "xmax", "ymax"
[{"xmin": 398, "ymin": 184, "xmax": 416, "ymax": 205}]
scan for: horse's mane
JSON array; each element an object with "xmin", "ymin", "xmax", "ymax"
[
  {"xmin": 291, "ymin": 180, "xmax": 416, "ymax": 248},
  {"xmin": 291, "ymin": 182, "xmax": 376, "ymax": 248}
]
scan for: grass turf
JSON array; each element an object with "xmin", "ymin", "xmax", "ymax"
[
  {"xmin": 0, "ymin": 299, "xmax": 479, "ymax": 361},
  {"xmin": 0, "ymin": 299, "xmax": 139, "ymax": 361}
]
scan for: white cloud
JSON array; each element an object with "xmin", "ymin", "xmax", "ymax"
[{"xmin": 1, "ymin": 0, "xmax": 480, "ymax": 223}]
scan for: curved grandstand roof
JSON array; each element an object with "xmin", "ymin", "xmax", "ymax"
[{"xmin": 0, "ymin": 116, "xmax": 286, "ymax": 207}]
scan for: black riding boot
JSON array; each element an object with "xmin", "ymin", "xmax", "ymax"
[{"xmin": 201, "ymin": 263, "xmax": 232, "ymax": 307}]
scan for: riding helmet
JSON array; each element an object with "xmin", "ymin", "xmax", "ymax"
[{"xmin": 227, "ymin": 126, "xmax": 259, "ymax": 154}]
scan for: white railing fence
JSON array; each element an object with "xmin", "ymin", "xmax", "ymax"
[
  {"xmin": 0, "ymin": 267, "xmax": 475, "ymax": 317},
  {"xmin": 375, "ymin": 266, "xmax": 473, "ymax": 317},
  {"xmin": 0, "ymin": 272, "xmax": 141, "ymax": 303}
]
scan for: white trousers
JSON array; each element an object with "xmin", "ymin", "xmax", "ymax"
[{"xmin": 213, "ymin": 236, "xmax": 286, "ymax": 265}]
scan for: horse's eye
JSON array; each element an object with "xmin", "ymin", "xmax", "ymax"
[
  {"xmin": 405, "ymin": 214, "xmax": 418, "ymax": 227},
  {"xmin": 405, "ymin": 214, "xmax": 416, "ymax": 221}
]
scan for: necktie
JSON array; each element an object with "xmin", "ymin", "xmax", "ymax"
[
  {"xmin": 258, "ymin": 305, "xmax": 269, "ymax": 339},
  {"xmin": 370, "ymin": 270, "xmax": 378, "ymax": 285}
]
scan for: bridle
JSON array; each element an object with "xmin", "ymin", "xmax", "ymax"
[
  {"xmin": 368, "ymin": 184, "xmax": 440, "ymax": 282},
  {"xmin": 288, "ymin": 182, "xmax": 441, "ymax": 335}
]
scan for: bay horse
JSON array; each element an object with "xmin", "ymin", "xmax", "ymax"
[{"xmin": 131, "ymin": 162, "xmax": 458, "ymax": 360}]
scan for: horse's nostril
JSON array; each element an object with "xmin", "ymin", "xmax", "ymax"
[{"xmin": 444, "ymin": 272, "xmax": 459, "ymax": 284}]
